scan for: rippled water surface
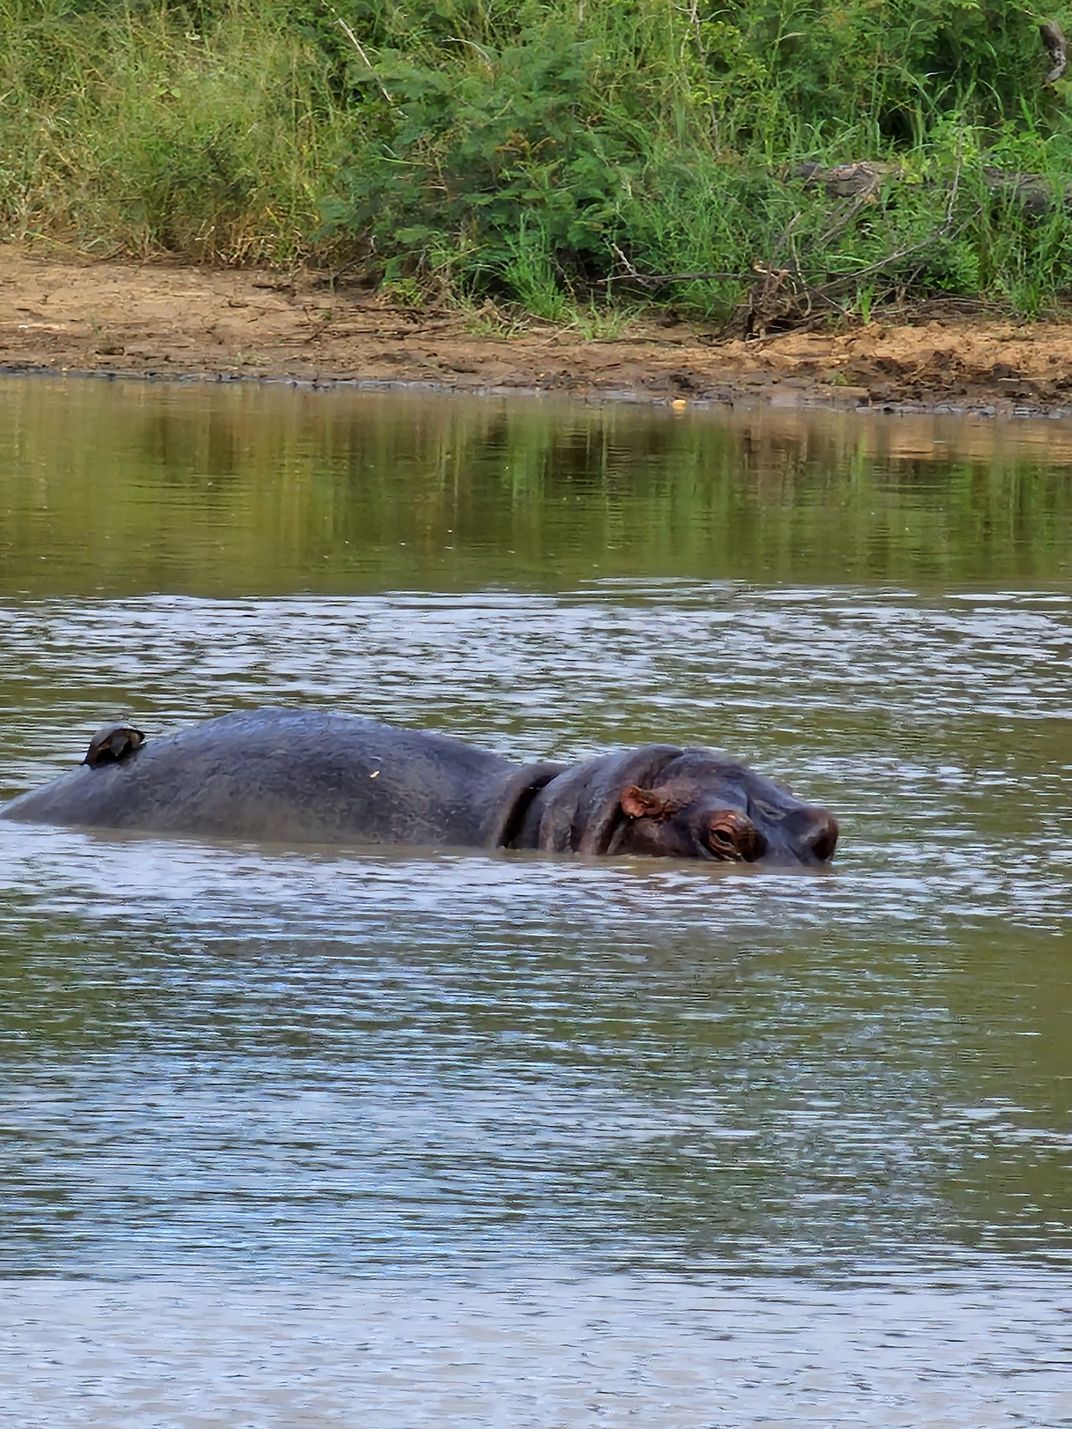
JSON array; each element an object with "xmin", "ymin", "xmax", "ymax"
[{"xmin": 1, "ymin": 379, "xmax": 1070, "ymax": 1426}]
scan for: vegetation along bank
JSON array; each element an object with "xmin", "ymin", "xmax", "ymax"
[{"xmin": 4, "ymin": 1, "xmax": 1072, "ymax": 407}]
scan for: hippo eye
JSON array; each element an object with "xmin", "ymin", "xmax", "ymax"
[{"xmin": 706, "ymin": 814, "xmax": 766, "ymax": 863}]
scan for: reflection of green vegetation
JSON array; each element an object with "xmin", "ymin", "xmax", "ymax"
[
  {"xmin": 4, "ymin": 1, "xmax": 1072, "ymax": 315},
  {"xmin": 1, "ymin": 381, "xmax": 1071, "ymax": 595}
]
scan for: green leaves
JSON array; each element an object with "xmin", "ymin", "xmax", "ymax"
[
  {"xmin": 324, "ymin": 24, "xmax": 641, "ymax": 301},
  {"xmin": 5, "ymin": 0, "xmax": 1072, "ymax": 314}
]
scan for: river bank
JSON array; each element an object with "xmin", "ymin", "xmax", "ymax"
[{"xmin": 4, "ymin": 250, "xmax": 1072, "ymax": 418}]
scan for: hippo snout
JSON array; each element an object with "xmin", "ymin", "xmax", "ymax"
[{"xmin": 802, "ymin": 809, "xmax": 839, "ymax": 864}]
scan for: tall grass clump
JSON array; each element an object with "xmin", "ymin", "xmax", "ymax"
[
  {"xmin": 0, "ymin": 0, "xmax": 349, "ymax": 261},
  {"xmin": 4, "ymin": 0, "xmax": 1072, "ymax": 316}
]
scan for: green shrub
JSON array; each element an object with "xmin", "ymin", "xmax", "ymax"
[{"xmin": 2, "ymin": 0, "xmax": 1072, "ymax": 315}]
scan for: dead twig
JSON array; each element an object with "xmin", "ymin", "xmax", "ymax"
[
  {"xmin": 443, "ymin": 36, "xmax": 494, "ymax": 68},
  {"xmin": 322, "ymin": 1, "xmax": 400, "ymax": 112},
  {"xmin": 605, "ymin": 245, "xmax": 746, "ymax": 286},
  {"xmin": 605, "ymin": 269, "xmax": 749, "ymax": 286}
]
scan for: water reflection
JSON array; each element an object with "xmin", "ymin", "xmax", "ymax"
[
  {"xmin": 0, "ymin": 379, "xmax": 1070, "ymax": 1423},
  {"xmin": 1, "ymin": 379, "xmax": 1071, "ymax": 594}
]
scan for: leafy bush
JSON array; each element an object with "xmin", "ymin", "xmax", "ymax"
[
  {"xmin": 2, "ymin": 0, "xmax": 1072, "ymax": 314},
  {"xmin": 322, "ymin": 24, "xmax": 647, "ymax": 296}
]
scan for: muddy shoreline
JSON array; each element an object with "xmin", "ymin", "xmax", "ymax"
[{"xmin": 4, "ymin": 249, "xmax": 1072, "ymax": 418}]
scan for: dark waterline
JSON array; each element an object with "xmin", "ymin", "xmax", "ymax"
[{"xmin": 1, "ymin": 379, "xmax": 1069, "ymax": 1426}]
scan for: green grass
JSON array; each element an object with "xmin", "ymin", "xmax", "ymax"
[
  {"xmin": 2, "ymin": 0, "xmax": 1072, "ymax": 319},
  {"xmin": 0, "ymin": 0, "xmax": 346, "ymax": 262}
]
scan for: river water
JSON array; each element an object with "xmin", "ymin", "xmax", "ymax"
[{"xmin": 0, "ymin": 379, "xmax": 1070, "ymax": 1426}]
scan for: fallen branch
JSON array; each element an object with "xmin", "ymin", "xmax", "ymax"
[
  {"xmin": 797, "ymin": 159, "xmax": 1072, "ymax": 218},
  {"xmin": 739, "ymin": 146, "xmax": 973, "ymax": 336},
  {"xmin": 599, "ymin": 142, "xmax": 1065, "ymax": 335}
]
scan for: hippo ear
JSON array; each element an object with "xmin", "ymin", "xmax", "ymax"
[
  {"xmin": 530, "ymin": 745, "xmax": 682, "ymax": 855},
  {"xmin": 620, "ymin": 784, "xmax": 673, "ymax": 820}
]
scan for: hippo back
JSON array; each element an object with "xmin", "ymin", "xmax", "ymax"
[{"xmin": 0, "ymin": 707, "xmax": 548, "ymax": 848}]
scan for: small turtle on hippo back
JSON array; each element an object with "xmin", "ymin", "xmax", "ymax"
[{"xmin": 83, "ymin": 722, "xmax": 145, "ymax": 768}]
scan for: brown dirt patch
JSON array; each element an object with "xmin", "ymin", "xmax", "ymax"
[{"xmin": 3, "ymin": 248, "xmax": 1072, "ymax": 416}]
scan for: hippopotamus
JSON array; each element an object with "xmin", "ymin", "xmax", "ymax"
[{"xmin": 0, "ymin": 708, "xmax": 839, "ymax": 866}]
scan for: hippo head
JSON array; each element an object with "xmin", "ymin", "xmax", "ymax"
[
  {"xmin": 517, "ymin": 744, "xmax": 838, "ymax": 866},
  {"xmin": 615, "ymin": 750, "xmax": 838, "ymax": 866}
]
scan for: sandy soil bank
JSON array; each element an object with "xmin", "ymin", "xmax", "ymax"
[{"xmin": 3, "ymin": 249, "xmax": 1072, "ymax": 416}]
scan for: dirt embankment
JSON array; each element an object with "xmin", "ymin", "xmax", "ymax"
[{"xmin": 3, "ymin": 249, "xmax": 1072, "ymax": 416}]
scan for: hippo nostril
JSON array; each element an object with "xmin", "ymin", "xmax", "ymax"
[
  {"xmin": 808, "ymin": 813, "xmax": 839, "ymax": 863},
  {"xmin": 707, "ymin": 825, "xmax": 739, "ymax": 860}
]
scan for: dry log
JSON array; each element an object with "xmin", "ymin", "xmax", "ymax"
[
  {"xmin": 1040, "ymin": 20, "xmax": 1067, "ymax": 85},
  {"xmin": 794, "ymin": 161, "xmax": 1072, "ymax": 217}
]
